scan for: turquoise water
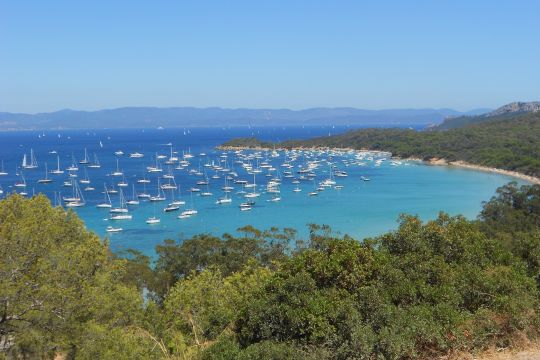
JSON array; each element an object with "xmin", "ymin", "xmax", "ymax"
[{"xmin": 0, "ymin": 127, "xmax": 526, "ymax": 256}]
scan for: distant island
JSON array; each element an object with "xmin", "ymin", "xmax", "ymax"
[
  {"xmin": 221, "ymin": 102, "xmax": 540, "ymax": 181},
  {"xmin": 0, "ymin": 106, "xmax": 491, "ymax": 131}
]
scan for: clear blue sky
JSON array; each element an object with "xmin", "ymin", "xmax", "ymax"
[{"xmin": 1, "ymin": 0, "xmax": 539, "ymax": 113}]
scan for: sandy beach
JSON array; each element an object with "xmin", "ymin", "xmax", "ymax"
[{"xmin": 422, "ymin": 158, "xmax": 540, "ymax": 185}]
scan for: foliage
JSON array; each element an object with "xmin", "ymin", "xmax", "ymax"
[
  {"xmin": 152, "ymin": 226, "xmax": 297, "ymax": 300},
  {"xmin": 219, "ymin": 137, "xmax": 274, "ymax": 149},
  {"xmin": 234, "ymin": 214, "xmax": 538, "ymax": 359},
  {"xmin": 434, "ymin": 112, "xmax": 519, "ymax": 130},
  {"xmin": 164, "ymin": 263, "xmax": 271, "ymax": 348},
  {"xmin": 0, "ymin": 194, "xmax": 153, "ymax": 359},
  {"xmin": 479, "ymin": 182, "xmax": 540, "ymax": 282},
  {"xmin": 3, "ymin": 183, "xmax": 540, "ymax": 359}
]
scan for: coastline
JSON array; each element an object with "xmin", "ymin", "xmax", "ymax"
[
  {"xmin": 422, "ymin": 158, "xmax": 540, "ymax": 185},
  {"xmin": 218, "ymin": 145, "xmax": 540, "ymax": 185}
]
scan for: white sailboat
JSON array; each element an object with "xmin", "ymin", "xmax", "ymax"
[
  {"xmin": 110, "ymin": 197, "xmax": 132, "ymax": 218},
  {"xmin": 308, "ymin": 179, "xmax": 319, "ymax": 196},
  {"xmin": 147, "ymin": 153, "xmax": 163, "ymax": 173},
  {"xmin": 64, "ymin": 180, "xmax": 86, "ymax": 207},
  {"xmin": 118, "ymin": 174, "xmax": 129, "ymax": 187},
  {"xmin": 182, "ymin": 148, "xmax": 194, "ymax": 159},
  {"xmin": 169, "ymin": 186, "xmax": 185, "ymax": 206},
  {"xmin": 110, "ymin": 188, "xmax": 129, "ymax": 213},
  {"xmin": 111, "ymin": 158, "xmax": 123, "ymax": 176},
  {"xmin": 79, "ymin": 148, "xmax": 90, "ymax": 164},
  {"xmin": 239, "ymin": 201, "xmax": 254, "ymax": 211},
  {"xmin": 107, "ymin": 184, "xmax": 119, "ymax": 194},
  {"xmin": 216, "ymin": 179, "xmax": 232, "ymax": 204},
  {"xmin": 126, "ymin": 184, "xmax": 140, "ymax": 205},
  {"xmin": 200, "ymin": 183, "xmax": 213, "ymax": 197},
  {"xmin": 178, "ymin": 192, "xmax": 197, "ymax": 218},
  {"xmin": 146, "ymin": 216, "xmax": 160, "ymax": 224},
  {"xmin": 267, "ymin": 186, "xmax": 281, "ymax": 202},
  {"xmin": 66, "ymin": 154, "xmax": 79, "ymax": 171},
  {"xmin": 137, "ymin": 170, "xmax": 151, "ymax": 183},
  {"xmin": 0, "ymin": 160, "xmax": 8, "ymax": 176},
  {"xmin": 164, "ymin": 189, "xmax": 181, "ymax": 212},
  {"xmin": 221, "ymin": 175, "xmax": 234, "ymax": 193},
  {"xmin": 97, "ymin": 184, "xmax": 113, "ymax": 208},
  {"xmin": 88, "ymin": 153, "xmax": 101, "ymax": 168},
  {"xmin": 178, "ymin": 209, "xmax": 197, "ymax": 218},
  {"xmin": 216, "ymin": 195, "xmax": 232, "ymax": 204},
  {"xmin": 79, "ymin": 168, "xmax": 91, "ymax": 184},
  {"xmin": 244, "ymin": 173, "xmax": 260, "ymax": 198},
  {"xmin": 166, "ymin": 145, "xmax": 179, "ymax": 164},
  {"xmin": 149, "ymin": 179, "xmax": 166, "ymax": 201},
  {"xmin": 146, "ymin": 204, "xmax": 160, "ymax": 224},
  {"xmin": 137, "ymin": 182, "xmax": 151, "ymax": 199},
  {"xmin": 50, "ymin": 155, "xmax": 64, "ymax": 174},
  {"xmin": 37, "ymin": 163, "xmax": 53, "ymax": 183},
  {"xmin": 22, "ymin": 149, "xmax": 39, "ymax": 169},
  {"xmin": 14, "ymin": 171, "xmax": 27, "ymax": 188},
  {"xmin": 161, "ymin": 176, "xmax": 177, "ymax": 190}
]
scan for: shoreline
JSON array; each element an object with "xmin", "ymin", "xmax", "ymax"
[
  {"xmin": 218, "ymin": 145, "xmax": 540, "ymax": 185},
  {"xmin": 422, "ymin": 158, "xmax": 540, "ymax": 185}
]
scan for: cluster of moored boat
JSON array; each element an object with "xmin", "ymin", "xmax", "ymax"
[{"xmin": 0, "ymin": 146, "xmax": 396, "ymax": 233}]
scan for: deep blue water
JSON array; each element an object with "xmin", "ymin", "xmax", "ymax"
[{"xmin": 0, "ymin": 126, "xmax": 526, "ymax": 256}]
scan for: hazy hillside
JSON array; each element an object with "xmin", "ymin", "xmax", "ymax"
[{"xmin": 0, "ymin": 106, "xmax": 490, "ymax": 130}]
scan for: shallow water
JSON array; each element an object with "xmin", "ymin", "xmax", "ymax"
[{"xmin": 0, "ymin": 126, "xmax": 526, "ymax": 256}]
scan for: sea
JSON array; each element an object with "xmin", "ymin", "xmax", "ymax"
[{"xmin": 0, "ymin": 126, "xmax": 527, "ymax": 257}]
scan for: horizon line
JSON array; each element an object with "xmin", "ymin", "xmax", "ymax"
[{"xmin": 1, "ymin": 104, "xmax": 500, "ymax": 115}]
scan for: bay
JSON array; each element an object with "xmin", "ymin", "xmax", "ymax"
[{"xmin": 0, "ymin": 126, "xmax": 525, "ymax": 256}]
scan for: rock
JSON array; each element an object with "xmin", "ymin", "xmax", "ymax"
[{"xmin": 486, "ymin": 101, "xmax": 540, "ymax": 117}]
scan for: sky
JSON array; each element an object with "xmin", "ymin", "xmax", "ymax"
[{"xmin": 1, "ymin": 0, "xmax": 539, "ymax": 113}]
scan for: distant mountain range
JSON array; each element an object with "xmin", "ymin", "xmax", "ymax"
[
  {"xmin": 434, "ymin": 101, "xmax": 540, "ymax": 130},
  {"xmin": 0, "ymin": 106, "xmax": 492, "ymax": 131}
]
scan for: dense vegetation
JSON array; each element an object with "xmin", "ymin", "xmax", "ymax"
[
  {"xmin": 435, "ymin": 102, "xmax": 540, "ymax": 130},
  {"xmin": 220, "ymin": 137, "xmax": 275, "ymax": 149},
  {"xmin": 222, "ymin": 112, "xmax": 540, "ymax": 177},
  {"xmin": 433, "ymin": 113, "xmax": 519, "ymax": 130},
  {"xmin": 2, "ymin": 182, "xmax": 540, "ymax": 359}
]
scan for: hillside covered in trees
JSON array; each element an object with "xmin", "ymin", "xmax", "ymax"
[
  {"xmin": 2, "ymin": 182, "xmax": 540, "ymax": 359},
  {"xmin": 222, "ymin": 112, "xmax": 540, "ymax": 178}
]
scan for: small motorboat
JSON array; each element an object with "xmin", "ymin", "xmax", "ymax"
[{"xmin": 106, "ymin": 226, "xmax": 123, "ymax": 233}]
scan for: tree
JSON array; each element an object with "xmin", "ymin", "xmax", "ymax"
[
  {"xmin": 163, "ymin": 262, "xmax": 271, "ymax": 354},
  {"xmin": 0, "ymin": 194, "xmax": 152, "ymax": 358}
]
